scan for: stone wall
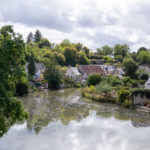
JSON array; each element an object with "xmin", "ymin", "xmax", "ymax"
[{"xmin": 133, "ymin": 94, "xmax": 150, "ymax": 105}]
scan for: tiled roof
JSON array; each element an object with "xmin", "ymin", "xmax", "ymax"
[{"xmin": 78, "ymin": 65, "xmax": 105, "ymax": 75}]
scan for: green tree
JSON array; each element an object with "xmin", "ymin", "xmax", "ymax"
[
  {"xmin": 82, "ymin": 46, "xmax": 89, "ymax": 56},
  {"xmin": 63, "ymin": 46, "xmax": 78, "ymax": 66},
  {"xmin": 60, "ymin": 39, "xmax": 71, "ymax": 47},
  {"xmin": 75, "ymin": 42, "xmax": 83, "ymax": 51},
  {"xmin": 123, "ymin": 58, "xmax": 138, "ymax": 78},
  {"xmin": 34, "ymin": 29, "xmax": 42, "ymax": 42},
  {"xmin": 137, "ymin": 51, "xmax": 150, "ymax": 64},
  {"xmin": 137, "ymin": 47, "xmax": 147, "ymax": 55},
  {"xmin": 39, "ymin": 38, "xmax": 51, "ymax": 48},
  {"xmin": 28, "ymin": 54, "xmax": 36, "ymax": 76},
  {"xmin": 27, "ymin": 32, "xmax": 33, "ymax": 43},
  {"xmin": 53, "ymin": 52, "xmax": 66, "ymax": 65},
  {"xmin": 78, "ymin": 51, "xmax": 90, "ymax": 65},
  {"xmin": 97, "ymin": 45, "xmax": 113, "ymax": 55},
  {"xmin": 44, "ymin": 60, "xmax": 63, "ymax": 89},
  {"xmin": 0, "ymin": 25, "xmax": 28, "ymax": 137},
  {"xmin": 114, "ymin": 44, "xmax": 129, "ymax": 57}
]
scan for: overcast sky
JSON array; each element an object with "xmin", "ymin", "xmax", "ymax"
[{"xmin": 0, "ymin": 0, "xmax": 150, "ymax": 51}]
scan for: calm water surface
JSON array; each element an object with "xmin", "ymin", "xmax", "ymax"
[{"xmin": 1, "ymin": 89, "xmax": 150, "ymax": 150}]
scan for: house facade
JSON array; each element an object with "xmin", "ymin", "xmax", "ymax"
[
  {"xmin": 100, "ymin": 65, "xmax": 124, "ymax": 78},
  {"xmin": 145, "ymin": 77, "xmax": 150, "ymax": 89},
  {"xmin": 25, "ymin": 62, "xmax": 45, "ymax": 79},
  {"xmin": 66, "ymin": 66, "xmax": 82, "ymax": 81},
  {"xmin": 35, "ymin": 63, "xmax": 45, "ymax": 79}
]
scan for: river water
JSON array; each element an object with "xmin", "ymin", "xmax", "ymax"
[{"xmin": 1, "ymin": 89, "xmax": 150, "ymax": 150}]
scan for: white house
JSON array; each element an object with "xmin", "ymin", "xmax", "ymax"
[
  {"xmin": 100, "ymin": 65, "xmax": 116, "ymax": 75},
  {"xmin": 25, "ymin": 62, "xmax": 45, "ymax": 79},
  {"xmin": 35, "ymin": 63, "xmax": 45, "ymax": 79},
  {"xmin": 145, "ymin": 77, "xmax": 150, "ymax": 89},
  {"xmin": 66, "ymin": 66, "xmax": 82, "ymax": 81}
]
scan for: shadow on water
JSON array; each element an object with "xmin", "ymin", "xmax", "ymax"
[{"xmin": 19, "ymin": 88, "xmax": 150, "ymax": 135}]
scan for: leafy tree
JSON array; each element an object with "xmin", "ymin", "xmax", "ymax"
[
  {"xmin": 115, "ymin": 55, "xmax": 123, "ymax": 62},
  {"xmin": 75, "ymin": 42, "xmax": 83, "ymax": 51},
  {"xmin": 137, "ymin": 47, "xmax": 147, "ymax": 55},
  {"xmin": 78, "ymin": 51, "xmax": 90, "ymax": 65},
  {"xmin": 44, "ymin": 60, "xmax": 62, "ymax": 89},
  {"xmin": 0, "ymin": 25, "xmax": 28, "ymax": 137},
  {"xmin": 63, "ymin": 46, "xmax": 78, "ymax": 66},
  {"xmin": 97, "ymin": 45, "xmax": 113, "ymax": 55},
  {"xmin": 39, "ymin": 38, "xmax": 51, "ymax": 48},
  {"xmin": 82, "ymin": 46, "xmax": 89, "ymax": 56},
  {"xmin": 87, "ymin": 74, "xmax": 101, "ymax": 86},
  {"xmin": 137, "ymin": 51, "xmax": 150, "ymax": 64},
  {"xmin": 34, "ymin": 29, "xmax": 42, "ymax": 42},
  {"xmin": 27, "ymin": 32, "xmax": 33, "ymax": 43},
  {"xmin": 123, "ymin": 58, "xmax": 138, "ymax": 78},
  {"xmin": 114, "ymin": 44, "xmax": 129, "ymax": 57},
  {"xmin": 53, "ymin": 52, "xmax": 66, "ymax": 65},
  {"xmin": 28, "ymin": 54, "xmax": 36, "ymax": 76},
  {"xmin": 60, "ymin": 39, "xmax": 71, "ymax": 47},
  {"xmin": 97, "ymin": 48, "xmax": 104, "ymax": 55}
]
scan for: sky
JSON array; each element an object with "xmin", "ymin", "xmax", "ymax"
[{"xmin": 0, "ymin": 0, "xmax": 150, "ymax": 51}]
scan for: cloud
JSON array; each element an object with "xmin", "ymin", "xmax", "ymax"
[{"xmin": 0, "ymin": 0, "xmax": 150, "ymax": 51}]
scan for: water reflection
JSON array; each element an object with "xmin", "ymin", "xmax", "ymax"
[
  {"xmin": 1, "ymin": 89, "xmax": 150, "ymax": 150},
  {"xmin": 19, "ymin": 89, "xmax": 150, "ymax": 132},
  {"xmin": 22, "ymin": 89, "xmax": 90, "ymax": 134}
]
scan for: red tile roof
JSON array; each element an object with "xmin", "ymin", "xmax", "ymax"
[{"xmin": 78, "ymin": 65, "xmax": 105, "ymax": 75}]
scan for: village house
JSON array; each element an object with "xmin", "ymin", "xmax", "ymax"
[
  {"xmin": 100, "ymin": 65, "xmax": 124, "ymax": 78},
  {"xmin": 145, "ymin": 77, "xmax": 150, "ymax": 89},
  {"xmin": 78, "ymin": 65, "xmax": 105, "ymax": 80},
  {"xmin": 25, "ymin": 62, "xmax": 45, "ymax": 79},
  {"xmin": 35, "ymin": 63, "xmax": 45, "ymax": 79},
  {"xmin": 66, "ymin": 66, "xmax": 82, "ymax": 81},
  {"xmin": 100, "ymin": 65, "xmax": 115, "ymax": 75}
]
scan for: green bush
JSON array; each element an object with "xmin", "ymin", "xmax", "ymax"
[
  {"xmin": 95, "ymin": 82, "xmax": 112, "ymax": 96},
  {"xmin": 103, "ymin": 75, "xmax": 121, "ymax": 86},
  {"xmin": 139, "ymin": 72, "xmax": 149, "ymax": 80},
  {"xmin": 118, "ymin": 88, "xmax": 130, "ymax": 104},
  {"xmin": 123, "ymin": 100, "xmax": 132, "ymax": 108},
  {"xmin": 88, "ymin": 85, "xmax": 96, "ymax": 93},
  {"xmin": 16, "ymin": 78, "xmax": 29, "ymax": 96},
  {"xmin": 75, "ymin": 83, "xmax": 81, "ymax": 88},
  {"xmin": 87, "ymin": 74, "xmax": 101, "ymax": 86},
  {"xmin": 131, "ymin": 80, "xmax": 138, "ymax": 88}
]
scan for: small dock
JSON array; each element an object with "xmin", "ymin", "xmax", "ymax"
[{"xmin": 136, "ymin": 106, "xmax": 150, "ymax": 114}]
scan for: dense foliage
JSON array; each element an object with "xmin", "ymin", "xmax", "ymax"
[
  {"xmin": 0, "ymin": 25, "xmax": 28, "ymax": 137},
  {"xmin": 87, "ymin": 74, "xmax": 101, "ymax": 86}
]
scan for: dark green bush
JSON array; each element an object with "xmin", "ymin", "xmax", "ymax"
[
  {"xmin": 16, "ymin": 78, "xmax": 29, "ymax": 96},
  {"xmin": 87, "ymin": 74, "xmax": 101, "ymax": 86},
  {"xmin": 139, "ymin": 72, "xmax": 149, "ymax": 80}
]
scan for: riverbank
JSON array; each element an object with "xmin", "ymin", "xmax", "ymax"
[{"xmin": 82, "ymin": 86, "xmax": 133, "ymax": 108}]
